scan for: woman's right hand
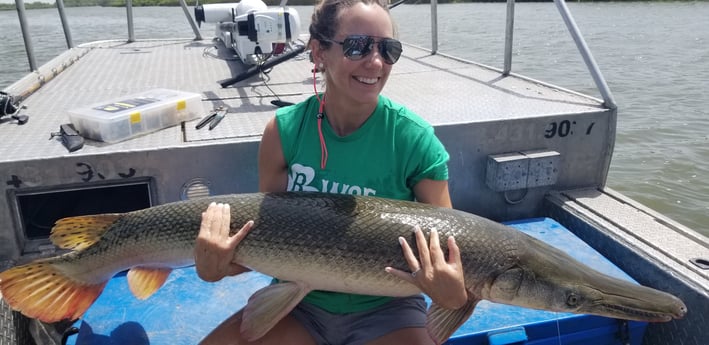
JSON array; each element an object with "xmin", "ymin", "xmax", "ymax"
[{"xmin": 194, "ymin": 202, "xmax": 253, "ymax": 282}]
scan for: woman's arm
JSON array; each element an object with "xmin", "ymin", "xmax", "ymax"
[
  {"xmin": 195, "ymin": 116, "xmax": 288, "ymax": 282},
  {"xmin": 258, "ymin": 117, "xmax": 288, "ymax": 192},
  {"xmin": 413, "ymin": 178, "xmax": 452, "ymax": 208}
]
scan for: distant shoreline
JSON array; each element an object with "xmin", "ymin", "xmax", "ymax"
[
  {"xmin": 14, "ymin": 0, "xmax": 310, "ymax": 12},
  {"xmin": 0, "ymin": 0, "xmax": 648, "ymax": 12},
  {"xmin": 2, "ymin": 0, "xmax": 702, "ymax": 12}
]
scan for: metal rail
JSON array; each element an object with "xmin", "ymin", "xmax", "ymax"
[
  {"xmin": 430, "ymin": 0, "xmax": 438, "ymax": 55},
  {"xmin": 14, "ymin": 0, "xmax": 37, "ymax": 71},
  {"xmin": 12, "ymin": 0, "xmax": 614, "ymax": 109},
  {"xmin": 56, "ymin": 0, "xmax": 74, "ymax": 48},
  {"xmin": 496, "ymin": 0, "xmax": 616, "ymax": 109},
  {"xmin": 503, "ymin": 0, "xmax": 515, "ymax": 75},
  {"xmin": 12, "ymin": 0, "xmax": 202, "ymax": 73},
  {"xmin": 126, "ymin": 0, "xmax": 135, "ymax": 42},
  {"xmin": 553, "ymin": 0, "xmax": 616, "ymax": 109},
  {"xmin": 181, "ymin": 0, "xmax": 203, "ymax": 41}
]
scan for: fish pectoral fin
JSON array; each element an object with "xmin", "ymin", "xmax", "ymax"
[
  {"xmin": 50, "ymin": 214, "xmax": 123, "ymax": 251},
  {"xmin": 426, "ymin": 298, "xmax": 479, "ymax": 344},
  {"xmin": 241, "ymin": 281, "xmax": 311, "ymax": 341},
  {"xmin": 126, "ymin": 267, "xmax": 172, "ymax": 300},
  {"xmin": 0, "ymin": 261, "xmax": 107, "ymax": 322}
]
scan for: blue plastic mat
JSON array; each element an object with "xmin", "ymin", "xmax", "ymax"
[{"xmin": 67, "ymin": 218, "xmax": 646, "ymax": 345}]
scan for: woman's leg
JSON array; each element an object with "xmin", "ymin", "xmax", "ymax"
[
  {"xmin": 365, "ymin": 327, "xmax": 435, "ymax": 345},
  {"xmin": 199, "ymin": 309, "xmax": 317, "ymax": 345}
]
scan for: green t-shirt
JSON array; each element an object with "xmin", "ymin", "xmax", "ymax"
[{"xmin": 273, "ymin": 94, "xmax": 449, "ymax": 313}]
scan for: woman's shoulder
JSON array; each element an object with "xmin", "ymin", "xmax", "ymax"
[{"xmin": 378, "ymin": 95, "xmax": 434, "ymax": 132}]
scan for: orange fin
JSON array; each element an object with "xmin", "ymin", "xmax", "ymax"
[
  {"xmin": 0, "ymin": 261, "xmax": 107, "ymax": 322},
  {"xmin": 127, "ymin": 267, "xmax": 172, "ymax": 300},
  {"xmin": 50, "ymin": 214, "xmax": 123, "ymax": 251}
]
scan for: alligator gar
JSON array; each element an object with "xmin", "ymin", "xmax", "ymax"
[{"xmin": 0, "ymin": 192, "xmax": 687, "ymax": 343}]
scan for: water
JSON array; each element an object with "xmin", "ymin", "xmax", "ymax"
[{"xmin": 1, "ymin": 2, "xmax": 707, "ymax": 236}]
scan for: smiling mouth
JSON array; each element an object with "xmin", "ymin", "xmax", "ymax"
[{"xmin": 355, "ymin": 76, "xmax": 378, "ymax": 85}]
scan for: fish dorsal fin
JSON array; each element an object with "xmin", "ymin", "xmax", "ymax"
[
  {"xmin": 426, "ymin": 298, "xmax": 479, "ymax": 344},
  {"xmin": 50, "ymin": 214, "xmax": 123, "ymax": 251},
  {"xmin": 0, "ymin": 260, "xmax": 107, "ymax": 322},
  {"xmin": 241, "ymin": 281, "xmax": 311, "ymax": 341},
  {"xmin": 127, "ymin": 267, "xmax": 172, "ymax": 300}
]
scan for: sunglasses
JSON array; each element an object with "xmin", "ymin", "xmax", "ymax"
[{"xmin": 325, "ymin": 35, "xmax": 403, "ymax": 65}]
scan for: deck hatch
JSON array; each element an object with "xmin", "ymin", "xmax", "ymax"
[{"xmin": 11, "ymin": 180, "xmax": 154, "ymax": 254}]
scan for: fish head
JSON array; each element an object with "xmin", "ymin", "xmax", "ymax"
[{"xmin": 482, "ymin": 239, "xmax": 687, "ymax": 322}]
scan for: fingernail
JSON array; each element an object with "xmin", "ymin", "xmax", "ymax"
[{"xmin": 398, "ymin": 237, "xmax": 405, "ymax": 245}]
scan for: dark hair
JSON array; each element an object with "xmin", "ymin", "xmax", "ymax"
[{"xmin": 309, "ymin": 0, "xmax": 392, "ymax": 50}]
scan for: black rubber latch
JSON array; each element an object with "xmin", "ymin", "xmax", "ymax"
[
  {"xmin": 50, "ymin": 123, "xmax": 84, "ymax": 152},
  {"xmin": 689, "ymin": 258, "xmax": 709, "ymax": 270}
]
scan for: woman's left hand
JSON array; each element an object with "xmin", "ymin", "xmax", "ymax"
[{"xmin": 386, "ymin": 226, "xmax": 468, "ymax": 310}]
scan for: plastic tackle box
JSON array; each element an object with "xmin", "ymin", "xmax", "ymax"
[{"xmin": 68, "ymin": 88, "xmax": 203, "ymax": 143}]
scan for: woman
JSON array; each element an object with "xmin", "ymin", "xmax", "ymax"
[{"xmin": 195, "ymin": 0, "xmax": 468, "ymax": 343}]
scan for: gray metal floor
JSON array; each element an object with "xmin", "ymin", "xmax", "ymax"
[{"xmin": 0, "ymin": 37, "xmax": 603, "ymax": 163}]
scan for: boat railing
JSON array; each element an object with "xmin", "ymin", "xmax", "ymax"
[
  {"xmin": 422, "ymin": 0, "xmax": 616, "ymax": 109},
  {"xmin": 12, "ymin": 0, "xmax": 202, "ymax": 72},
  {"xmin": 11, "ymin": 0, "xmax": 615, "ymax": 109},
  {"xmin": 551, "ymin": 0, "xmax": 616, "ymax": 109}
]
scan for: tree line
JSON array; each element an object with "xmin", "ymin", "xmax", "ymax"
[{"xmin": 2, "ymin": 0, "xmax": 550, "ymax": 12}]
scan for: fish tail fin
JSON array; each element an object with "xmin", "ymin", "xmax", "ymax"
[
  {"xmin": 0, "ymin": 261, "xmax": 107, "ymax": 322},
  {"xmin": 50, "ymin": 214, "xmax": 123, "ymax": 251}
]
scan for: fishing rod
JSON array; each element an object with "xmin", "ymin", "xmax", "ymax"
[
  {"xmin": 389, "ymin": 0, "xmax": 409, "ymax": 10},
  {"xmin": 219, "ymin": 44, "xmax": 306, "ymax": 88}
]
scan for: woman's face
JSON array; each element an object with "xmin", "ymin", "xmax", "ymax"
[{"xmin": 317, "ymin": 3, "xmax": 395, "ymax": 107}]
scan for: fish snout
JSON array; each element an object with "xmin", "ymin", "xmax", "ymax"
[{"xmin": 671, "ymin": 299, "xmax": 688, "ymax": 320}]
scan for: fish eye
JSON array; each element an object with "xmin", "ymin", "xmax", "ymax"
[{"xmin": 566, "ymin": 293, "xmax": 580, "ymax": 307}]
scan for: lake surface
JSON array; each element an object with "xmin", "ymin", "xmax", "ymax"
[{"xmin": 1, "ymin": 2, "xmax": 707, "ymax": 235}]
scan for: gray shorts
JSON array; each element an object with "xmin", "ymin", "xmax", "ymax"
[{"xmin": 290, "ymin": 295, "xmax": 427, "ymax": 345}]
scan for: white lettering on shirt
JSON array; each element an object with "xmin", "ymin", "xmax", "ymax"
[{"xmin": 289, "ymin": 163, "xmax": 376, "ymax": 196}]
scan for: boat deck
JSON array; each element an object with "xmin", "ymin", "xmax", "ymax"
[{"xmin": 0, "ymin": 37, "xmax": 603, "ymax": 163}]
